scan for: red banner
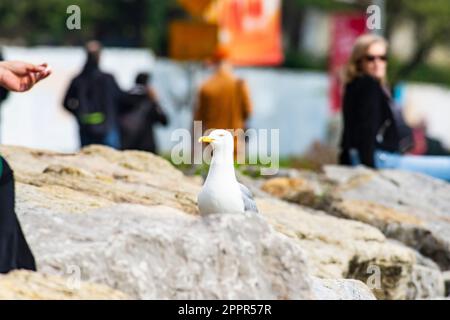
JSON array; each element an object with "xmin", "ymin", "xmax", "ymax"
[{"xmin": 329, "ymin": 13, "xmax": 366, "ymax": 113}]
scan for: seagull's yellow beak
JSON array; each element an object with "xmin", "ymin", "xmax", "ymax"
[{"xmin": 198, "ymin": 136, "xmax": 215, "ymax": 143}]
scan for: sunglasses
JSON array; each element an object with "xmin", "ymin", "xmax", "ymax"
[{"xmin": 363, "ymin": 54, "xmax": 387, "ymax": 62}]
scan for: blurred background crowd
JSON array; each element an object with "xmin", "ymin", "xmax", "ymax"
[{"xmin": 0, "ymin": 0, "xmax": 449, "ymax": 172}]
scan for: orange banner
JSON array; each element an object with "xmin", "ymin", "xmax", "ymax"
[
  {"xmin": 169, "ymin": 21, "xmax": 219, "ymax": 61},
  {"xmin": 207, "ymin": 0, "xmax": 283, "ymax": 66}
]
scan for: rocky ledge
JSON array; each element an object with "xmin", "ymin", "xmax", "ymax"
[{"xmin": 1, "ymin": 145, "xmax": 448, "ymax": 300}]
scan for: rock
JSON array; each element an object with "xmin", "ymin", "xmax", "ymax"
[
  {"xmin": 323, "ymin": 165, "xmax": 450, "ymax": 270},
  {"xmin": 22, "ymin": 204, "xmax": 317, "ymax": 299},
  {"xmin": 311, "ymin": 278, "xmax": 376, "ymax": 300},
  {"xmin": 1, "ymin": 145, "xmax": 200, "ymax": 214},
  {"xmin": 260, "ymin": 165, "xmax": 450, "ymax": 298},
  {"xmin": 257, "ymin": 197, "xmax": 444, "ymax": 299},
  {"xmin": 2, "ymin": 145, "xmax": 444, "ymax": 299},
  {"xmin": 261, "ymin": 177, "xmax": 319, "ymax": 207},
  {"xmin": 443, "ymin": 271, "xmax": 450, "ymax": 296},
  {"xmin": 345, "ymin": 241, "xmax": 445, "ymax": 300},
  {"xmin": 0, "ymin": 270, "xmax": 128, "ymax": 300},
  {"xmin": 409, "ymin": 259, "xmax": 445, "ymax": 299},
  {"xmin": 330, "ymin": 200, "xmax": 424, "ymax": 230}
]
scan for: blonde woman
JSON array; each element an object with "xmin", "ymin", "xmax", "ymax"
[{"xmin": 339, "ymin": 34, "xmax": 450, "ymax": 181}]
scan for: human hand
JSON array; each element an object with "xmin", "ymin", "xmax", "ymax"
[{"xmin": 0, "ymin": 61, "xmax": 52, "ymax": 92}]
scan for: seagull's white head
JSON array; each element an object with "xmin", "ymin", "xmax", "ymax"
[
  {"xmin": 198, "ymin": 129, "xmax": 234, "ymax": 149},
  {"xmin": 198, "ymin": 129, "xmax": 234, "ymax": 163}
]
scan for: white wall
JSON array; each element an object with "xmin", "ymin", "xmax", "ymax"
[
  {"xmin": 153, "ymin": 59, "xmax": 330, "ymax": 157},
  {"xmin": 1, "ymin": 47, "xmax": 447, "ymax": 157},
  {"xmin": 1, "ymin": 46, "xmax": 155, "ymax": 152},
  {"xmin": 0, "ymin": 47, "xmax": 330, "ymax": 157},
  {"xmin": 404, "ymin": 83, "xmax": 450, "ymax": 149}
]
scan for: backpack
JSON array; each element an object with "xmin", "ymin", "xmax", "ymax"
[
  {"xmin": 378, "ymin": 86, "xmax": 415, "ymax": 153},
  {"xmin": 76, "ymin": 73, "xmax": 109, "ymax": 137},
  {"xmin": 119, "ymin": 94, "xmax": 151, "ymax": 141}
]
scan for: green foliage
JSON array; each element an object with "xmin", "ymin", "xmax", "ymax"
[
  {"xmin": 0, "ymin": 0, "xmax": 182, "ymax": 49},
  {"xmin": 385, "ymin": 0, "xmax": 450, "ymax": 85},
  {"xmin": 388, "ymin": 57, "xmax": 450, "ymax": 88},
  {"xmin": 282, "ymin": 49, "xmax": 327, "ymax": 70},
  {"xmin": 388, "ymin": 0, "xmax": 450, "ymax": 25},
  {"xmin": 146, "ymin": 0, "xmax": 180, "ymax": 55},
  {"xmin": 1, "ymin": 0, "xmax": 448, "ymax": 87},
  {"xmin": 386, "ymin": 0, "xmax": 450, "ymax": 46},
  {"xmin": 0, "ymin": 0, "xmax": 112, "ymax": 45},
  {"xmin": 284, "ymin": 0, "xmax": 450, "ymax": 87},
  {"xmin": 293, "ymin": 0, "xmax": 355, "ymax": 11}
]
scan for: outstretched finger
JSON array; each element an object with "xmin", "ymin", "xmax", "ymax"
[
  {"xmin": 36, "ymin": 67, "xmax": 52, "ymax": 82},
  {"xmin": 25, "ymin": 63, "xmax": 47, "ymax": 74}
]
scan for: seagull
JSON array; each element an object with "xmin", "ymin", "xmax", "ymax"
[{"xmin": 197, "ymin": 129, "xmax": 259, "ymax": 216}]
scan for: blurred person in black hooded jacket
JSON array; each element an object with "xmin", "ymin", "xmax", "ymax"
[
  {"xmin": 119, "ymin": 72, "xmax": 168, "ymax": 153},
  {"xmin": 63, "ymin": 41, "xmax": 123, "ymax": 149}
]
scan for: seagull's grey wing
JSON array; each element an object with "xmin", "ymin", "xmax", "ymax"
[{"xmin": 239, "ymin": 183, "xmax": 259, "ymax": 213}]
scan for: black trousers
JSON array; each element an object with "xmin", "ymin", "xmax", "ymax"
[{"xmin": 0, "ymin": 157, "xmax": 36, "ymax": 273}]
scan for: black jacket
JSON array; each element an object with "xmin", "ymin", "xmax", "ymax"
[
  {"xmin": 0, "ymin": 87, "xmax": 8, "ymax": 104},
  {"xmin": 0, "ymin": 157, "xmax": 36, "ymax": 273},
  {"xmin": 63, "ymin": 60, "xmax": 123, "ymax": 137},
  {"xmin": 119, "ymin": 85, "xmax": 168, "ymax": 153},
  {"xmin": 339, "ymin": 75, "xmax": 400, "ymax": 167}
]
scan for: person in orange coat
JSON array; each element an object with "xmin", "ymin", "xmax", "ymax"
[{"xmin": 194, "ymin": 46, "xmax": 253, "ymax": 158}]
